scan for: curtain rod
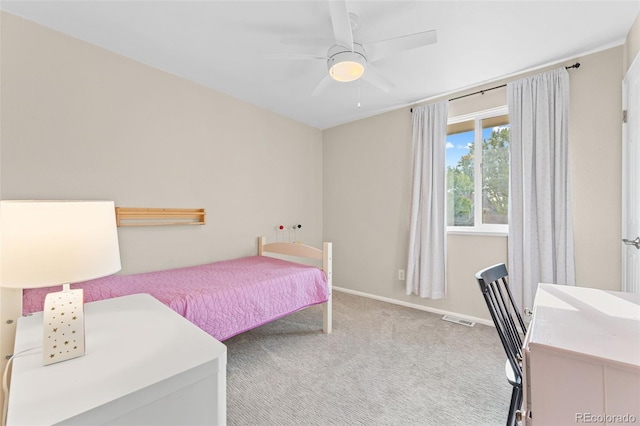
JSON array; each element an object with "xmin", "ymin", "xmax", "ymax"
[{"xmin": 410, "ymin": 62, "xmax": 580, "ymax": 111}]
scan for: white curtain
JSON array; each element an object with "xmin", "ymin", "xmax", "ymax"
[
  {"xmin": 406, "ymin": 101, "xmax": 449, "ymax": 299},
  {"xmin": 507, "ymin": 68, "xmax": 575, "ymax": 311}
]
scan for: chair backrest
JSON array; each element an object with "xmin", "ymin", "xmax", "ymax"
[{"xmin": 475, "ymin": 263, "xmax": 527, "ymax": 385}]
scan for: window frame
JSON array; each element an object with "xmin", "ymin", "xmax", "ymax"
[{"xmin": 446, "ymin": 106, "xmax": 509, "ymax": 236}]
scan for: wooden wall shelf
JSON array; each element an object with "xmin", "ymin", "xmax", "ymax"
[{"xmin": 115, "ymin": 207, "xmax": 206, "ymax": 227}]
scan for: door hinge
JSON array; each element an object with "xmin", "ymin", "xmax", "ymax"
[{"xmin": 623, "ymin": 110, "xmax": 628, "ymax": 123}]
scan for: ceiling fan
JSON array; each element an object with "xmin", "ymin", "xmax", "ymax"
[{"xmin": 268, "ymin": 0, "xmax": 437, "ymax": 96}]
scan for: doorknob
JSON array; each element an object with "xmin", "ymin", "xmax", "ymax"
[{"xmin": 622, "ymin": 237, "xmax": 640, "ymax": 249}]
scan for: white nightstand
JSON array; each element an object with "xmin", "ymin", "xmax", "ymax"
[{"xmin": 7, "ymin": 293, "xmax": 227, "ymax": 425}]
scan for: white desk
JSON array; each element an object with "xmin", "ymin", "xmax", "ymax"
[
  {"xmin": 523, "ymin": 284, "xmax": 640, "ymax": 426},
  {"xmin": 7, "ymin": 294, "xmax": 227, "ymax": 425}
]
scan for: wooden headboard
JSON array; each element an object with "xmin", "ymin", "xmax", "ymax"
[{"xmin": 257, "ymin": 236, "xmax": 333, "ymax": 334}]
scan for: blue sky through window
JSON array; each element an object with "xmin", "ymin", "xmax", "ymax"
[{"xmin": 446, "ymin": 127, "xmax": 494, "ymax": 168}]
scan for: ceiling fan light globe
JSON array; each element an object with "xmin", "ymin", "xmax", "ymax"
[
  {"xmin": 327, "ymin": 49, "xmax": 366, "ymax": 83},
  {"xmin": 330, "ymin": 61, "xmax": 365, "ymax": 82}
]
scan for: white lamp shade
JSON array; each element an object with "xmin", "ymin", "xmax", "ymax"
[{"xmin": 0, "ymin": 200, "xmax": 121, "ymax": 288}]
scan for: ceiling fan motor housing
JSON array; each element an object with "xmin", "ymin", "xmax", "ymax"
[{"xmin": 327, "ymin": 44, "xmax": 367, "ymax": 82}]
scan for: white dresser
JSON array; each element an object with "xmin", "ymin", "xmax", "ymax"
[
  {"xmin": 7, "ymin": 293, "xmax": 227, "ymax": 425},
  {"xmin": 523, "ymin": 283, "xmax": 640, "ymax": 426}
]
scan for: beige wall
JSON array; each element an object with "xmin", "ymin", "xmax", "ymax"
[
  {"xmin": 0, "ymin": 12, "xmax": 324, "ymax": 274},
  {"xmin": 323, "ymin": 45, "xmax": 626, "ymax": 322},
  {"xmin": 570, "ymin": 47, "xmax": 624, "ymax": 291},
  {"xmin": 625, "ymin": 12, "xmax": 640, "ymax": 72}
]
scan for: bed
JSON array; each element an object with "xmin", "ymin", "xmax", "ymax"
[{"xmin": 22, "ymin": 236, "xmax": 332, "ymax": 341}]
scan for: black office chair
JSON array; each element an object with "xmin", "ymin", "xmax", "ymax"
[{"xmin": 475, "ymin": 263, "xmax": 527, "ymax": 426}]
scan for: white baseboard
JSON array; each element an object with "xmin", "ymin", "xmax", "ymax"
[{"xmin": 332, "ymin": 286, "xmax": 494, "ymax": 327}]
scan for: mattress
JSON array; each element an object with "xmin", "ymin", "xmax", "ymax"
[{"xmin": 22, "ymin": 255, "xmax": 329, "ymax": 341}]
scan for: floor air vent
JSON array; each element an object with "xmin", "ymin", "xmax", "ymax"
[{"xmin": 442, "ymin": 315, "xmax": 476, "ymax": 327}]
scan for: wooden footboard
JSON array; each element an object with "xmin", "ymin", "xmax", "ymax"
[{"xmin": 258, "ymin": 236, "xmax": 332, "ymax": 334}]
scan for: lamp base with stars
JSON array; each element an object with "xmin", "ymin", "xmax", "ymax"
[{"xmin": 42, "ymin": 285, "xmax": 85, "ymax": 365}]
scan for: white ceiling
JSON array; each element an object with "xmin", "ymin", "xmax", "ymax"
[{"xmin": 2, "ymin": 1, "xmax": 638, "ymax": 129}]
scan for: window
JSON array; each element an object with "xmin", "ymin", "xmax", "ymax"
[{"xmin": 446, "ymin": 107, "xmax": 509, "ymax": 234}]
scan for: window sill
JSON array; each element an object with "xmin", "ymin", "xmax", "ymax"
[{"xmin": 447, "ymin": 227, "xmax": 508, "ymax": 237}]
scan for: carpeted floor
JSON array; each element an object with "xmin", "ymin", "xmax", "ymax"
[{"xmin": 224, "ymin": 291, "xmax": 510, "ymax": 426}]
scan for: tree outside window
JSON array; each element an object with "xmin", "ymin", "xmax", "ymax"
[{"xmin": 446, "ymin": 109, "xmax": 509, "ymax": 231}]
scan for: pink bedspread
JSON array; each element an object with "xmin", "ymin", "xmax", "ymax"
[{"xmin": 23, "ymin": 256, "xmax": 329, "ymax": 341}]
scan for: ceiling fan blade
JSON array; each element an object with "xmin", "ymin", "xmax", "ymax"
[
  {"xmin": 311, "ymin": 75, "xmax": 334, "ymax": 97},
  {"xmin": 361, "ymin": 63, "xmax": 395, "ymax": 93},
  {"xmin": 329, "ymin": 0, "xmax": 354, "ymax": 50},
  {"xmin": 364, "ymin": 30, "xmax": 437, "ymax": 62}
]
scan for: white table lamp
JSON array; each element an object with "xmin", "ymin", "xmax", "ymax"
[{"xmin": 0, "ymin": 200, "xmax": 121, "ymax": 365}]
